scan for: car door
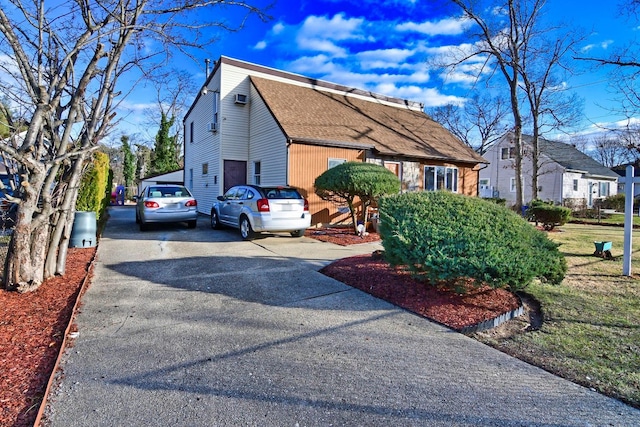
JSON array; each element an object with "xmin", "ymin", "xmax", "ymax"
[
  {"xmin": 218, "ymin": 187, "xmax": 237, "ymax": 224},
  {"xmin": 227, "ymin": 186, "xmax": 248, "ymax": 225}
]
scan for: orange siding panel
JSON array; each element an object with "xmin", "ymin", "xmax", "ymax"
[{"xmin": 288, "ymin": 144, "xmax": 363, "ymax": 225}]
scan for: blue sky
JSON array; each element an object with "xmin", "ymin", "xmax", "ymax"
[{"xmin": 120, "ymin": 0, "xmax": 639, "ymax": 144}]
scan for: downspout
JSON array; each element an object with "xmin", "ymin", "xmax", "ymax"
[{"xmin": 286, "ymin": 138, "xmax": 292, "ymax": 185}]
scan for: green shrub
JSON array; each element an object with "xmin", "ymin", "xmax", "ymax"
[
  {"xmin": 315, "ymin": 162, "xmax": 400, "ymax": 233},
  {"xmin": 378, "ymin": 191, "xmax": 566, "ymax": 291},
  {"xmin": 599, "ymin": 194, "xmax": 625, "ymax": 212},
  {"xmin": 76, "ymin": 152, "xmax": 111, "ymax": 221},
  {"xmin": 528, "ymin": 203, "xmax": 571, "ymax": 230}
]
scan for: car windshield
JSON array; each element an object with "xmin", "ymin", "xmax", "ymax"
[
  {"xmin": 262, "ymin": 187, "xmax": 302, "ymax": 199},
  {"xmin": 148, "ymin": 186, "xmax": 190, "ymax": 197}
]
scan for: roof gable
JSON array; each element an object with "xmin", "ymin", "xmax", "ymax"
[
  {"xmin": 250, "ymin": 76, "xmax": 486, "ymax": 165},
  {"xmin": 526, "ymin": 135, "xmax": 619, "ymax": 179}
]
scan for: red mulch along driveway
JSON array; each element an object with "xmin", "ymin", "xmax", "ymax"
[
  {"xmin": 0, "ymin": 247, "xmax": 95, "ymax": 427},
  {"xmin": 306, "ymin": 227, "xmax": 520, "ymax": 329},
  {"xmin": 0, "ymin": 230, "xmax": 519, "ymax": 427}
]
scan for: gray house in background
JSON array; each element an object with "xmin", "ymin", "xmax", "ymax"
[{"xmin": 480, "ymin": 133, "xmax": 618, "ymax": 208}]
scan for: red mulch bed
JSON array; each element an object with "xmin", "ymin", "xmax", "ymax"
[
  {"xmin": 0, "ymin": 247, "xmax": 95, "ymax": 427},
  {"xmin": 304, "ymin": 226, "xmax": 382, "ymax": 245},
  {"xmin": 320, "ymin": 254, "xmax": 521, "ymax": 331}
]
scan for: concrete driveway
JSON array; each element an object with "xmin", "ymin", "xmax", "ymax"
[{"xmin": 43, "ymin": 206, "xmax": 640, "ymax": 426}]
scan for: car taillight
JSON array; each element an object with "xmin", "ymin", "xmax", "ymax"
[
  {"xmin": 257, "ymin": 198, "xmax": 270, "ymax": 212},
  {"xmin": 144, "ymin": 201, "xmax": 159, "ymax": 208},
  {"xmin": 185, "ymin": 199, "xmax": 197, "ymax": 207},
  {"xmin": 303, "ymin": 198, "xmax": 309, "ymax": 212}
]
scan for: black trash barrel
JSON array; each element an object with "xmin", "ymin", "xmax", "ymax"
[{"xmin": 70, "ymin": 211, "xmax": 97, "ymax": 248}]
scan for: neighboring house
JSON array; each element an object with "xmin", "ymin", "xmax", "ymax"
[
  {"xmin": 613, "ymin": 162, "xmax": 640, "ymax": 199},
  {"xmin": 183, "ymin": 56, "xmax": 487, "ymax": 225},
  {"xmin": 480, "ymin": 133, "xmax": 618, "ymax": 208},
  {"xmin": 137, "ymin": 169, "xmax": 184, "ymax": 195}
]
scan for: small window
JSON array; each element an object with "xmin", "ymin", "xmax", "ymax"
[
  {"xmin": 213, "ymin": 91, "xmax": 220, "ymax": 124},
  {"xmin": 510, "ymin": 177, "xmax": 516, "ymax": 192},
  {"xmin": 254, "ymin": 161, "xmax": 261, "ymax": 185},
  {"xmin": 501, "ymin": 147, "xmax": 516, "ymax": 160},
  {"xmin": 599, "ymin": 182, "xmax": 610, "ymax": 197},
  {"xmin": 190, "ymin": 122, "xmax": 194, "ymax": 143},
  {"xmin": 573, "ymin": 179, "xmax": 578, "ymax": 192},
  {"xmin": 328, "ymin": 158, "xmax": 346, "ymax": 169},
  {"xmin": 202, "ymin": 163, "xmax": 209, "ymax": 175}
]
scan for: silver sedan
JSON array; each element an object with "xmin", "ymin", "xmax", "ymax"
[
  {"xmin": 210, "ymin": 185, "xmax": 311, "ymax": 240},
  {"xmin": 135, "ymin": 184, "xmax": 198, "ymax": 231}
]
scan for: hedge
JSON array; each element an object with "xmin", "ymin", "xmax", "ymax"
[{"xmin": 378, "ymin": 191, "xmax": 566, "ymax": 292}]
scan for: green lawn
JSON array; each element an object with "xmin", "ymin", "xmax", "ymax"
[
  {"xmin": 573, "ymin": 213, "xmax": 640, "ymax": 227},
  {"xmin": 475, "ymin": 223, "xmax": 640, "ymax": 408}
]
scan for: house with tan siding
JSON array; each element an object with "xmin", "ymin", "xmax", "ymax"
[{"xmin": 183, "ymin": 56, "xmax": 487, "ymax": 225}]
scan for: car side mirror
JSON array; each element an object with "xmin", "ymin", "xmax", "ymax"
[{"xmin": 217, "ymin": 195, "xmax": 225, "ymax": 201}]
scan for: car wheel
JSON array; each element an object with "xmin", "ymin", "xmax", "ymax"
[
  {"xmin": 240, "ymin": 216, "xmax": 255, "ymax": 241},
  {"xmin": 290, "ymin": 229, "xmax": 305, "ymax": 237},
  {"xmin": 187, "ymin": 220, "xmax": 197, "ymax": 229},
  {"xmin": 210, "ymin": 209, "xmax": 221, "ymax": 229}
]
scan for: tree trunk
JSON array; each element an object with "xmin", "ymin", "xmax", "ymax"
[
  {"xmin": 45, "ymin": 155, "xmax": 86, "ymax": 277},
  {"xmin": 3, "ymin": 198, "xmax": 49, "ymax": 292}
]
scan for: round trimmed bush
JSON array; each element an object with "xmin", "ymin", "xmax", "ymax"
[{"xmin": 378, "ymin": 191, "xmax": 566, "ymax": 291}]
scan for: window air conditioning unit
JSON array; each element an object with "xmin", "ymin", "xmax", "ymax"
[
  {"xmin": 208, "ymin": 122, "xmax": 218, "ymax": 132},
  {"xmin": 234, "ymin": 93, "xmax": 248, "ymax": 105}
]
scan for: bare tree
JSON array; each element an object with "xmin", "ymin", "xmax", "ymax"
[
  {"xmin": 591, "ymin": 133, "xmax": 630, "ymax": 168},
  {"xmin": 519, "ymin": 27, "xmax": 584, "ymax": 200},
  {"xmin": 575, "ymin": 1, "xmax": 640, "ymax": 118},
  {"xmin": 428, "ymin": 94, "xmax": 509, "ymax": 155},
  {"xmin": 0, "ymin": 0, "xmax": 268, "ymax": 291},
  {"xmin": 449, "ymin": 0, "xmax": 549, "ymax": 208}
]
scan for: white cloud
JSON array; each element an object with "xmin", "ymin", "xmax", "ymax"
[
  {"xmin": 355, "ymin": 48, "xmax": 415, "ymax": 70},
  {"xmin": 581, "ymin": 43, "xmax": 596, "ymax": 53},
  {"xmin": 600, "ymin": 39, "xmax": 614, "ymax": 49},
  {"xmin": 396, "ymin": 16, "xmax": 471, "ymax": 36},
  {"xmin": 272, "ymin": 22, "xmax": 285, "ymax": 35},
  {"xmin": 287, "ymin": 55, "xmax": 339, "ymax": 75},
  {"xmin": 296, "ymin": 13, "xmax": 367, "ymax": 54},
  {"xmin": 254, "ymin": 40, "xmax": 267, "ymax": 50}
]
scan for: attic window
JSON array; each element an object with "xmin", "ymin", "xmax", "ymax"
[
  {"xmin": 235, "ymin": 93, "xmax": 248, "ymax": 104},
  {"xmin": 501, "ymin": 147, "xmax": 516, "ymax": 160}
]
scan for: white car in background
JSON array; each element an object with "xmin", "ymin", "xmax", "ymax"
[
  {"xmin": 135, "ymin": 184, "xmax": 198, "ymax": 231},
  {"xmin": 211, "ymin": 185, "xmax": 311, "ymax": 240}
]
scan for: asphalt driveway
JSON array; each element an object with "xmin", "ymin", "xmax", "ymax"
[{"xmin": 43, "ymin": 206, "xmax": 640, "ymax": 426}]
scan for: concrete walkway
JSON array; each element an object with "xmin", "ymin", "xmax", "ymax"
[{"xmin": 43, "ymin": 206, "xmax": 640, "ymax": 426}]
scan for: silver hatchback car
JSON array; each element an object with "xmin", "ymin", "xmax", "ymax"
[
  {"xmin": 135, "ymin": 184, "xmax": 198, "ymax": 231},
  {"xmin": 211, "ymin": 185, "xmax": 311, "ymax": 240}
]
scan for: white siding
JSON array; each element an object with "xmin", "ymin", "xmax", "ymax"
[
  {"xmin": 248, "ymin": 83, "xmax": 288, "ymax": 185},
  {"xmin": 480, "ymin": 135, "xmax": 618, "ymax": 207},
  {"xmin": 184, "ymin": 71, "xmax": 222, "ymax": 214},
  {"xmin": 219, "ymin": 62, "xmax": 251, "ymax": 162}
]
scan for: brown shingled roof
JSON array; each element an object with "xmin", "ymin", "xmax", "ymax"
[{"xmin": 250, "ymin": 76, "xmax": 487, "ymax": 165}]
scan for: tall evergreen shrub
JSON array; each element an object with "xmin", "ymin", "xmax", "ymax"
[
  {"xmin": 76, "ymin": 151, "xmax": 111, "ymax": 220},
  {"xmin": 378, "ymin": 191, "xmax": 566, "ymax": 291}
]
